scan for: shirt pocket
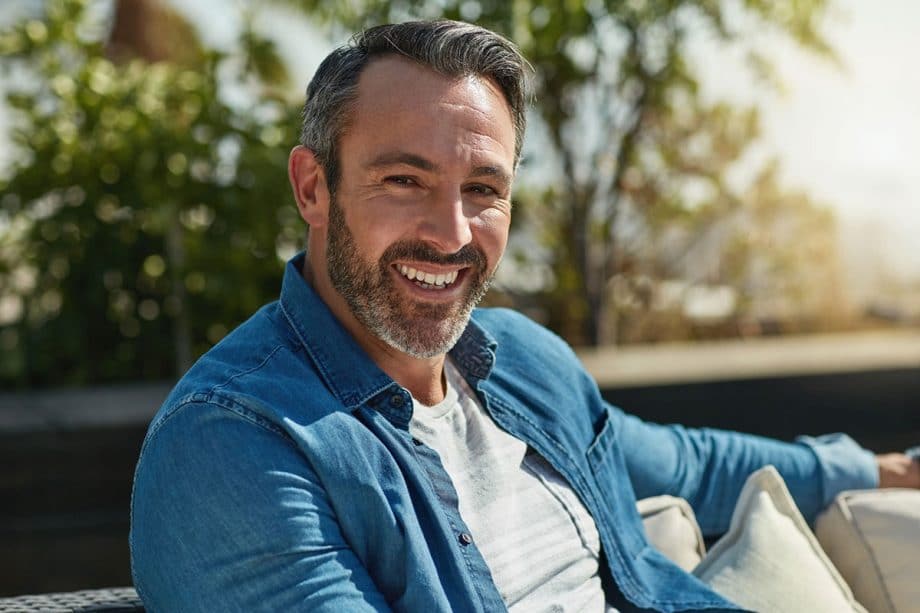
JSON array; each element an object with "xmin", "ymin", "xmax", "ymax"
[
  {"xmin": 583, "ymin": 406, "xmax": 651, "ymax": 555},
  {"xmin": 586, "ymin": 406, "xmax": 618, "ymax": 473}
]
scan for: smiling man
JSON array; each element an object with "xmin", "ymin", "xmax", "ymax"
[{"xmin": 130, "ymin": 20, "xmax": 919, "ymax": 613}]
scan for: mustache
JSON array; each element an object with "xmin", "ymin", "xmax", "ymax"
[{"xmin": 381, "ymin": 241, "xmax": 486, "ymax": 269}]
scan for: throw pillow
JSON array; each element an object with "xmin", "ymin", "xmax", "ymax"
[
  {"xmin": 816, "ymin": 488, "xmax": 920, "ymax": 613},
  {"xmin": 692, "ymin": 465, "xmax": 866, "ymax": 613},
  {"xmin": 637, "ymin": 495, "xmax": 706, "ymax": 572}
]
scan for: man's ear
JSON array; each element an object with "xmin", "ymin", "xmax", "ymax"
[{"xmin": 288, "ymin": 145, "xmax": 330, "ymax": 228}]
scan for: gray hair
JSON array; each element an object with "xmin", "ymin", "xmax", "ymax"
[{"xmin": 299, "ymin": 20, "xmax": 531, "ymax": 192}]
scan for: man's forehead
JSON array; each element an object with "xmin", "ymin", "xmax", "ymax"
[
  {"xmin": 354, "ymin": 55, "xmax": 510, "ymax": 117},
  {"xmin": 344, "ymin": 56, "xmax": 517, "ymax": 170}
]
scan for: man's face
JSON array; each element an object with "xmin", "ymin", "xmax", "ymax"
[{"xmin": 319, "ymin": 56, "xmax": 516, "ymax": 358}]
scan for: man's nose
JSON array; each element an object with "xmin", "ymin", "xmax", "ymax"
[{"xmin": 417, "ymin": 188, "xmax": 473, "ymax": 253}]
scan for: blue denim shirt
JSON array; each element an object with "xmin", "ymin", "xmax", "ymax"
[{"xmin": 131, "ymin": 253, "xmax": 878, "ymax": 612}]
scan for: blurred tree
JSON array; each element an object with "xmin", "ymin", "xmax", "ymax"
[
  {"xmin": 0, "ymin": 0, "xmax": 303, "ymax": 387},
  {"xmin": 279, "ymin": 0, "xmax": 840, "ymax": 345},
  {"xmin": 722, "ymin": 162, "xmax": 847, "ymax": 331},
  {"xmin": 106, "ymin": 0, "xmax": 206, "ymax": 65},
  {"xmin": 609, "ymin": 159, "xmax": 846, "ymax": 342}
]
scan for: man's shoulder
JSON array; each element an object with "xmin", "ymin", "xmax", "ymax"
[
  {"xmin": 469, "ymin": 308, "xmax": 603, "ymax": 432},
  {"xmin": 472, "ymin": 307, "xmax": 572, "ymax": 351},
  {"xmin": 152, "ymin": 301, "xmax": 336, "ymax": 433},
  {"xmin": 471, "ymin": 306, "xmax": 556, "ymax": 338},
  {"xmin": 470, "ymin": 307, "xmax": 582, "ymax": 371},
  {"xmin": 174, "ymin": 301, "xmax": 297, "ymax": 386}
]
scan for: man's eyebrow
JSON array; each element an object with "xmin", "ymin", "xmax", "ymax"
[
  {"xmin": 470, "ymin": 165, "xmax": 513, "ymax": 188},
  {"xmin": 365, "ymin": 152, "xmax": 513, "ymax": 187},
  {"xmin": 365, "ymin": 152, "xmax": 438, "ymax": 172}
]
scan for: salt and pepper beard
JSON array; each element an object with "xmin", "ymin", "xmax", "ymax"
[{"xmin": 325, "ymin": 195, "xmax": 494, "ymax": 358}]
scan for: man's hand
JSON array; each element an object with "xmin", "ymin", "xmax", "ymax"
[{"xmin": 876, "ymin": 453, "xmax": 920, "ymax": 488}]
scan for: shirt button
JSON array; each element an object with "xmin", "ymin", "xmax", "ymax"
[
  {"xmin": 389, "ymin": 394, "xmax": 403, "ymax": 407},
  {"xmin": 458, "ymin": 532, "xmax": 473, "ymax": 546}
]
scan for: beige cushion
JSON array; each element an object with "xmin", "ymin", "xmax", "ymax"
[
  {"xmin": 816, "ymin": 489, "xmax": 920, "ymax": 613},
  {"xmin": 692, "ymin": 465, "xmax": 866, "ymax": 613},
  {"xmin": 637, "ymin": 495, "xmax": 706, "ymax": 572}
]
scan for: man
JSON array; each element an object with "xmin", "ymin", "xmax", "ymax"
[{"xmin": 130, "ymin": 20, "xmax": 919, "ymax": 612}]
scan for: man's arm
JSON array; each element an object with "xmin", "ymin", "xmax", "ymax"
[
  {"xmin": 609, "ymin": 404, "xmax": 884, "ymax": 535},
  {"xmin": 131, "ymin": 402, "xmax": 392, "ymax": 613}
]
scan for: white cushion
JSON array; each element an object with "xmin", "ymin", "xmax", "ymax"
[
  {"xmin": 815, "ymin": 488, "xmax": 920, "ymax": 613},
  {"xmin": 637, "ymin": 495, "xmax": 705, "ymax": 572},
  {"xmin": 692, "ymin": 465, "xmax": 866, "ymax": 613}
]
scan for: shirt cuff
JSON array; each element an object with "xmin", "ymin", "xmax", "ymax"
[{"xmin": 795, "ymin": 433, "xmax": 879, "ymax": 507}]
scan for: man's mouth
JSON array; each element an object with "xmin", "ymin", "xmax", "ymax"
[{"xmin": 397, "ymin": 264, "xmax": 461, "ymax": 290}]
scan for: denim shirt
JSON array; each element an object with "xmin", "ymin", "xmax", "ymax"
[{"xmin": 131, "ymin": 254, "xmax": 878, "ymax": 612}]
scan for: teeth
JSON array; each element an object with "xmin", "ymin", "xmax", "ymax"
[{"xmin": 397, "ymin": 265, "xmax": 459, "ymax": 288}]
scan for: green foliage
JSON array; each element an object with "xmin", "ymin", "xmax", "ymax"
[{"xmin": 0, "ymin": 0, "xmax": 303, "ymax": 387}]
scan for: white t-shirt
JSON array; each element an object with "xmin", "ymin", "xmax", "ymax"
[{"xmin": 410, "ymin": 359, "xmax": 618, "ymax": 612}]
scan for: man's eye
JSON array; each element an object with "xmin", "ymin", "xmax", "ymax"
[
  {"xmin": 467, "ymin": 184, "xmax": 498, "ymax": 196},
  {"xmin": 385, "ymin": 176, "xmax": 416, "ymax": 187}
]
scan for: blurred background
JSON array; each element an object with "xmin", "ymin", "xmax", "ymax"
[{"xmin": 1, "ymin": 0, "xmax": 919, "ymax": 597}]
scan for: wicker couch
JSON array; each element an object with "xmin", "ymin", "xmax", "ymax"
[{"xmin": 0, "ymin": 587, "xmax": 143, "ymax": 612}]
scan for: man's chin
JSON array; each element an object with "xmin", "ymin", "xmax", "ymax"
[{"xmin": 376, "ymin": 317, "xmax": 470, "ymax": 359}]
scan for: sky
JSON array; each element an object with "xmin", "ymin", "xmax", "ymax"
[{"xmin": 1, "ymin": 0, "xmax": 919, "ymax": 300}]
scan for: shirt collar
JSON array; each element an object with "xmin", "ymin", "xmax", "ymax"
[
  {"xmin": 279, "ymin": 253, "xmax": 395, "ymax": 411},
  {"xmin": 448, "ymin": 312, "xmax": 497, "ymax": 384},
  {"xmin": 279, "ymin": 252, "xmax": 498, "ymax": 421}
]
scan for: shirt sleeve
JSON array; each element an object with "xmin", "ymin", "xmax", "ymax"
[
  {"xmin": 610, "ymin": 404, "xmax": 878, "ymax": 535},
  {"xmin": 795, "ymin": 432, "xmax": 880, "ymax": 502},
  {"xmin": 130, "ymin": 401, "xmax": 393, "ymax": 613}
]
